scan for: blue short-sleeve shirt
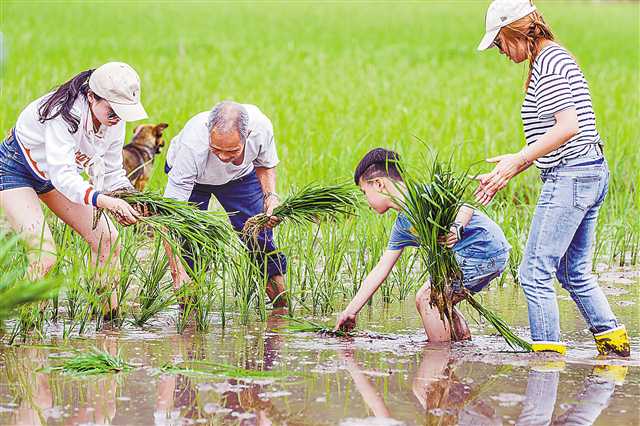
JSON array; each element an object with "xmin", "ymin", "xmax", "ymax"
[{"xmin": 387, "ymin": 210, "xmax": 510, "ymax": 259}]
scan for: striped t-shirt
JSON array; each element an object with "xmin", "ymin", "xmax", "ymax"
[{"xmin": 521, "ymin": 44, "xmax": 601, "ymax": 169}]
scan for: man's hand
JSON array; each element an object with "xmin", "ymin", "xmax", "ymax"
[
  {"xmin": 335, "ymin": 310, "xmax": 357, "ymax": 333},
  {"xmin": 263, "ymin": 192, "xmax": 282, "ymax": 229}
]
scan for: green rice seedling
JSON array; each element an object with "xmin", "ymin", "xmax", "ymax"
[
  {"xmin": 112, "ymin": 228, "xmax": 140, "ymax": 328},
  {"xmin": 278, "ymin": 226, "xmax": 309, "ymax": 316},
  {"xmin": 131, "ymin": 238, "xmax": 175, "ymax": 328},
  {"xmin": 399, "ymin": 154, "xmax": 532, "ymax": 351},
  {"xmin": 158, "ymin": 360, "xmax": 294, "ymax": 380},
  {"xmin": 285, "ymin": 225, "xmax": 322, "ymax": 312},
  {"xmin": 242, "ymin": 182, "xmax": 361, "ymax": 240},
  {"xmin": 345, "ymin": 232, "xmax": 370, "ymax": 300},
  {"xmin": 488, "ymin": 201, "xmax": 529, "ymax": 286},
  {"xmin": 0, "ymin": 268, "xmax": 59, "ymax": 322},
  {"xmin": 226, "ymin": 249, "xmax": 267, "ymax": 325},
  {"xmin": 172, "ymin": 248, "xmax": 225, "ymax": 333},
  {"xmin": 387, "ymin": 248, "xmax": 423, "ymax": 302},
  {"xmin": 310, "ymin": 222, "xmax": 351, "ymax": 315},
  {"xmin": 192, "ymin": 257, "xmax": 223, "ymax": 332},
  {"xmin": 174, "ymin": 286, "xmax": 195, "ymax": 335},
  {"xmin": 0, "ymin": 232, "xmax": 60, "ymax": 343},
  {"xmin": 47, "ymin": 347, "xmax": 132, "ymax": 376},
  {"xmin": 343, "ymin": 215, "xmax": 389, "ymax": 303},
  {"xmin": 96, "ymin": 190, "xmax": 234, "ymax": 263}
]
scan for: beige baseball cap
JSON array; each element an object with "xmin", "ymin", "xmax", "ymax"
[
  {"xmin": 89, "ymin": 62, "xmax": 148, "ymax": 121},
  {"xmin": 477, "ymin": 0, "xmax": 537, "ymax": 51}
]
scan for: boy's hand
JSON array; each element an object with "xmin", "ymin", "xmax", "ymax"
[
  {"xmin": 335, "ymin": 311, "xmax": 357, "ymax": 332},
  {"xmin": 437, "ymin": 227, "xmax": 459, "ymax": 249}
]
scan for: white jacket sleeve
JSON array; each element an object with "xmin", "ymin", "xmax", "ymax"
[
  {"xmin": 102, "ymin": 125, "xmax": 134, "ymax": 192},
  {"xmin": 44, "ymin": 118, "xmax": 99, "ymax": 206},
  {"xmin": 163, "ymin": 144, "xmax": 198, "ymax": 202}
]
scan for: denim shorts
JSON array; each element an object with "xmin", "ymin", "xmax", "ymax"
[
  {"xmin": 453, "ymin": 250, "xmax": 509, "ymax": 294},
  {"xmin": 0, "ymin": 130, "xmax": 54, "ymax": 194}
]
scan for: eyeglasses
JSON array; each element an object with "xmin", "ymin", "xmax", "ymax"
[
  {"xmin": 493, "ymin": 37, "xmax": 503, "ymax": 50},
  {"xmin": 106, "ymin": 107, "xmax": 120, "ymax": 121}
]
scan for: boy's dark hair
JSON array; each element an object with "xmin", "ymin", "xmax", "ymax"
[{"xmin": 353, "ymin": 148, "xmax": 403, "ymax": 185}]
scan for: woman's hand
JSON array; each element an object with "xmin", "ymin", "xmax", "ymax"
[
  {"xmin": 112, "ymin": 186, "xmax": 150, "ymax": 217},
  {"xmin": 334, "ymin": 310, "xmax": 357, "ymax": 333},
  {"xmin": 474, "ymin": 152, "xmax": 529, "ymax": 205},
  {"xmin": 97, "ymin": 195, "xmax": 140, "ymax": 226}
]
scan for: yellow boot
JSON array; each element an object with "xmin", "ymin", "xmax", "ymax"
[
  {"xmin": 531, "ymin": 341, "xmax": 567, "ymax": 355},
  {"xmin": 594, "ymin": 325, "xmax": 630, "ymax": 357}
]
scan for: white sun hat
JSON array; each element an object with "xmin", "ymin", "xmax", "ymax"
[
  {"xmin": 477, "ymin": 0, "xmax": 537, "ymax": 51},
  {"xmin": 89, "ymin": 62, "xmax": 148, "ymax": 121}
]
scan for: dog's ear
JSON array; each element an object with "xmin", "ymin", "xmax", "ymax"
[{"xmin": 154, "ymin": 123, "xmax": 169, "ymax": 137}]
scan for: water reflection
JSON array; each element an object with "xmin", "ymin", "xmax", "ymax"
[
  {"xmin": 4, "ymin": 335, "xmax": 119, "ymax": 425},
  {"xmin": 518, "ymin": 361, "xmax": 624, "ymax": 425},
  {"xmin": 0, "ymin": 311, "xmax": 635, "ymax": 425},
  {"xmin": 341, "ymin": 344, "xmax": 501, "ymax": 425},
  {"xmin": 340, "ymin": 344, "xmax": 627, "ymax": 426},
  {"xmin": 152, "ymin": 309, "xmax": 298, "ymax": 425}
]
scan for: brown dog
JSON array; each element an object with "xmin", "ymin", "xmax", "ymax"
[{"xmin": 122, "ymin": 123, "xmax": 168, "ymax": 191}]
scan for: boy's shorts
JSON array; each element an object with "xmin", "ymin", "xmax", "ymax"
[{"xmin": 452, "ymin": 250, "xmax": 509, "ymax": 294}]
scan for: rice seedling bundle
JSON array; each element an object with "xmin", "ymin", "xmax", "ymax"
[
  {"xmin": 399, "ymin": 156, "xmax": 531, "ymax": 351},
  {"xmin": 98, "ymin": 190, "xmax": 234, "ymax": 261},
  {"xmin": 242, "ymin": 182, "xmax": 360, "ymax": 240},
  {"xmin": 48, "ymin": 347, "xmax": 132, "ymax": 375}
]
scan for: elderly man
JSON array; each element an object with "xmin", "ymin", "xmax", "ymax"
[{"xmin": 164, "ymin": 100, "xmax": 287, "ymax": 307}]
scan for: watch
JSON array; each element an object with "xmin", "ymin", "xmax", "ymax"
[
  {"xmin": 451, "ymin": 222, "xmax": 464, "ymax": 241},
  {"xmin": 263, "ymin": 191, "xmax": 280, "ymax": 201}
]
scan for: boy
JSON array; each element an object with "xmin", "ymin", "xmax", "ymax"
[{"xmin": 334, "ymin": 148, "xmax": 511, "ymax": 342}]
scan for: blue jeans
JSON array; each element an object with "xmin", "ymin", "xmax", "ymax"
[
  {"xmin": 166, "ymin": 164, "xmax": 287, "ymax": 279},
  {"xmin": 0, "ymin": 130, "xmax": 55, "ymax": 194},
  {"xmin": 519, "ymin": 149, "xmax": 618, "ymax": 342}
]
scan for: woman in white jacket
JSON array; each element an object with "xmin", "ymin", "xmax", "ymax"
[{"xmin": 0, "ymin": 62, "xmax": 147, "ymax": 317}]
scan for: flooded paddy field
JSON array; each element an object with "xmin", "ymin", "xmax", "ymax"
[
  {"xmin": 1, "ymin": 267, "xmax": 637, "ymax": 425},
  {"xmin": 1, "ymin": 1, "xmax": 639, "ymax": 425}
]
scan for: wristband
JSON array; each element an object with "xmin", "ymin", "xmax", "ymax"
[{"xmin": 451, "ymin": 222, "xmax": 464, "ymax": 241}]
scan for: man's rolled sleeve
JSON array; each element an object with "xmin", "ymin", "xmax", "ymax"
[{"xmin": 163, "ymin": 147, "xmax": 198, "ymax": 201}]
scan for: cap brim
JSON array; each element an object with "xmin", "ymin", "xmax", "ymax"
[
  {"xmin": 477, "ymin": 28, "xmax": 500, "ymax": 51},
  {"xmin": 110, "ymin": 101, "xmax": 148, "ymax": 122}
]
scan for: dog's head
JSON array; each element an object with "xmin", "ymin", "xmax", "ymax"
[{"xmin": 131, "ymin": 123, "xmax": 169, "ymax": 154}]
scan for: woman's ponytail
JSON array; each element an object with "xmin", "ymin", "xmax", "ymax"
[{"xmin": 38, "ymin": 69, "xmax": 94, "ymax": 134}]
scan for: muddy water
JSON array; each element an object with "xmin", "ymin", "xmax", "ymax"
[{"xmin": 0, "ymin": 267, "xmax": 638, "ymax": 425}]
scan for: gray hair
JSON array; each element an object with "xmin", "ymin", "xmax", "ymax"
[{"xmin": 206, "ymin": 100, "xmax": 249, "ymax": 143}]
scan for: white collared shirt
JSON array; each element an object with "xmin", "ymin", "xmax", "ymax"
[{"xmin": 164, "ymin": 104, "xmax": 279, "ymax": 201}]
